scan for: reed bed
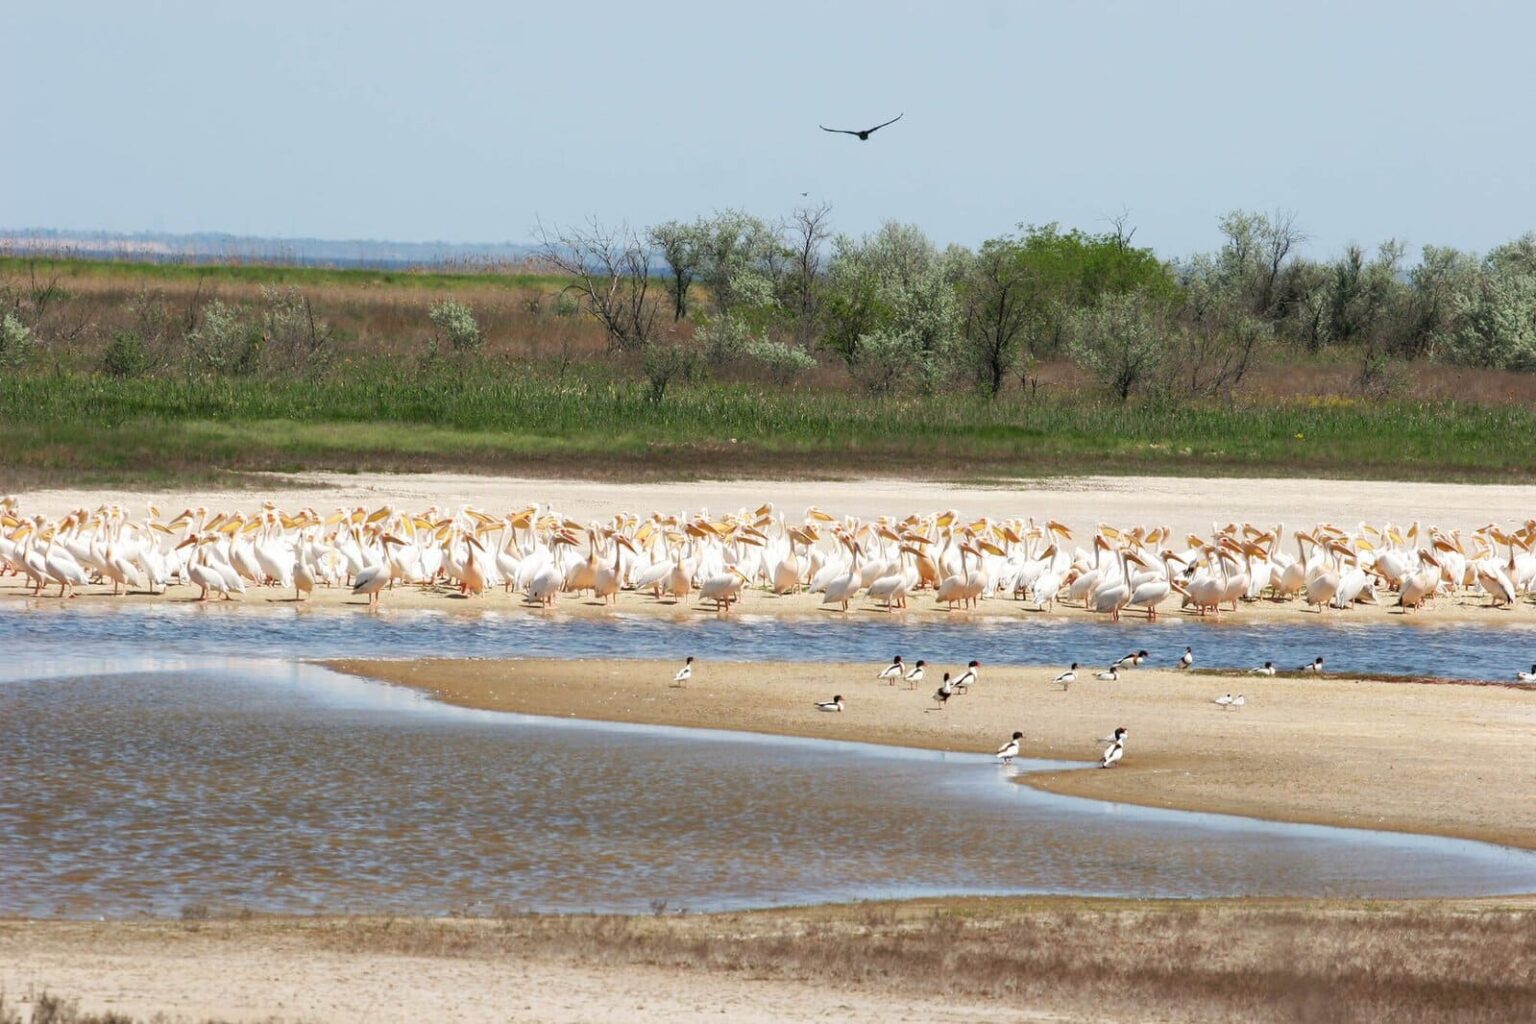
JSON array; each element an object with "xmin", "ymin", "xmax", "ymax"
[{"xmin": 305, "ymin": 899, "xmax": 1536, "ymax": 1023}]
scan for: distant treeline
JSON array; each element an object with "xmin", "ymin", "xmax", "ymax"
[
  {"xmin": 538, "ymin": 207, "xmax": 1536, "ymax": 402},
  {"xmin": 5, "ymin": 209, "xmax": 1536, "ymax": 407}
]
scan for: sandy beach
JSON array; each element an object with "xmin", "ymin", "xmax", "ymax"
[
  {"xmin": 19, "ymin": 469, "xmax": 1536, "ymax": 540},
  {"xmin": 327, "ymin": 657, "xmax": 1536, "ymax": 851}
]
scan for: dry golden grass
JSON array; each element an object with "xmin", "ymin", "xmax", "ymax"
[
  {"xmin": 126, "ymin": 899, "xmax": 1536, "ymax": 1023},
  {"xmin": 18, "ymin": 257, "xmax": 1536, "ymax": 402}
]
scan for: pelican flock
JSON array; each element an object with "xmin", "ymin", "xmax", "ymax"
[{"xmin": 4, "ymin": 498, "xmax": 1534, "ymax": 622}]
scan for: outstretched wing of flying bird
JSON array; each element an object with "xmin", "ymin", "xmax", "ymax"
[{"xmin": 819, "ymin": 113, "xmax": 903, "ymax": 138}]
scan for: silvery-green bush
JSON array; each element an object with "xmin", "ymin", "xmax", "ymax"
[{"xmin": 428, "ymin": 299, "xmax": 482, "ymax": 354}]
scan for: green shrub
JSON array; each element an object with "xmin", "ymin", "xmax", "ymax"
[
  {"xmin": 428, "ymin": 299, "xmax": 482, "ymax": 353},
  {"xmin": 101, "ymin": 331, "xmax": 151, "ymax": 377},
  {"xmin": 0, "ymin": 312, "xmax": 32, "ymax": 368}
]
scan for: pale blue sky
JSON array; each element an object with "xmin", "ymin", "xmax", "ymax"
[{"xmin": 6, "ymin": 0, "xmax": 1535, "ymax": 259}]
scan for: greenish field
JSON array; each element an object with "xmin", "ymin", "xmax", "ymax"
[
  {"xmin": 2, "ymin": 365, "xmax": 1531, "ymax": 486},
  {"xmin": 0, "ymin": 255, "xmax": 566, "ymax": 294}
]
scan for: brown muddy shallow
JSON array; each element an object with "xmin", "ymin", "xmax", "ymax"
[{"xmin": 4, "ymin": 658, "xmax": 1536, "ymax": 919}]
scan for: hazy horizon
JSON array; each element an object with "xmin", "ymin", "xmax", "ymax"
[{"xmin": 7, "ymin": 1, "xmax": 1536, "ymax": 261}]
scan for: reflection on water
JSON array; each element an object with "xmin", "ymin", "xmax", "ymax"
[
  {"xmin": 2, "ymin": 601, "xmax": 1536, "ymax": 681},
  {"xmin": 2, "ymin": 662, "xmax": 1534, "ymax": 917}
]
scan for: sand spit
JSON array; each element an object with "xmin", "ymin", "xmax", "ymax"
[{"xmin": 325, "ymin": 657, "xmax": 1536, "ymax": 852}]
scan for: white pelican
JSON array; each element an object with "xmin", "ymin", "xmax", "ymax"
[
  {"xmin": 953, "ymin": 659, "xmax": 980, "ymax": 693},
  {"xmin": 1128, "ymin": 552, "xmax": 1175, "ymax": 620},
  {"xmin": 1089, "ymin": 545, "xmax": 1134, "ymax": 621},
  {"xmin": 1251, "ymin": 661, "xmax": 1276, "ymax": 676},
  {"xmin": 101, "ymin": 543, "xmax": 144, "ymax": 596},
  {"xmin": 1094, "ymin": 665, "xmax": 1120, "ymax": 682},
  {"xmin": 813, "ymin": 694, "xmax": 845, "ymax": 712},
  {"xmin": 1517, "ymin": 664, "xmax": 1536, "ymax": 683},
  {"xmin": 698, "ymin": 566, "xmax": 749, "ymax": 612},
  {"xmin": 1298, "ymin": 657, "xmax": 1325, "ymax": 673},
  {"xmin": 876, "ymin": 656, "xmax": 905, "ymax": 684},
  {"xmin": 1054, "ymin": 663, "xmax": 1078, "ymax": 689},
  {"xmin": 904, "ymin": 659, "xmax": 926, "ymax": 690},
  {"xmin": 351, "ymin": 534, "xmax": 404, "ymax": 608},
  {"xmin": 592, "ymin": 534, "xmax": 634, "ymax": 605},
  {"xmin": 935, "ymin": 543, "xmax": 985, "ymax": 610},
  {"xmin": 821, "ymin": 539, "xmax": 863, "ymax": 612},
  {"xmin": 293, "ymin": 555, "xmax": 316, "ymax": 602},
  {"xmin": 1176, "ymin": 647, "xmax": 1193, "ymax": 670},
  {"xmin": 1099, "ymin": 727, "xmax": 1127, "ymax": 768},
  {"xmin": 177, "ymin": 533, "xmax": 234, "ymax": 602},
  {"xmin": 865, "ymin": 568, "xmax": 911, "ymax": 610},
  {"xmin": 672, "ymin": 656, "xmax": 694, "ymax": 687},
  {"xmin": 41, "ymin": 533, "xmax": 90, "ymax": 599},
  {"xmin": 995, "ymin": 731, "xmax": 1022, "ymax": 764},
  {"xmin": 1304, "ymin": 543, "xmax": 1344, "ymax": 612}
]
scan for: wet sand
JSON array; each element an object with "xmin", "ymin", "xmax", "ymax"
[
  {"xmin": 327, "ymin": 657, "xmax": 1536, "ymax": 852},
  {"xmin": 5, "ymin": 571, "xmax": 1533, "ymax": 626}
]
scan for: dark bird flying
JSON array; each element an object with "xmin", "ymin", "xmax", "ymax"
[{"xmin": 820, "ymin": 113, "xmax": 903, "ymax": 141}]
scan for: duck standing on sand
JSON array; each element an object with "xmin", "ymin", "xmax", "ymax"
[
  {"xmin": 904, "ymin": 659, "xmax": 926, "ymax": 689},
  {"xmin": 953, "ymin": 659, "xmax": 980, "ymax": 694},
  {"xmin": 930, "ymin": 673, "xmax": 955, "ymax": 710},
  {"xmin": 1099, "ymin": 727, "xmax": 1127, "ymax": 768},
  {"xmin": 672, "ymin": 656, "xmax": 694, "ymax": 687},
  {"xmin": 876, "ymin": 655, "xmax": 905, "ymax": 684},
  {"xmin": 1054, "ymin": 662, "xmax": 1078, "ymax": 689},
  {"xmin": 995, "ymin": 731, "xmax": 1023, "ymax": 764}
]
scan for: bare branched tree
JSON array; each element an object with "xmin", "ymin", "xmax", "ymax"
[
  {"xmin": 783, "ymin": 203, "xmax": 832, "ymax": 349},
  {"xmin": 537, "ymin": 219, "xmax": 661, "ymax": 352}
]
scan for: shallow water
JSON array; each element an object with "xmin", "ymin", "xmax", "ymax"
[
  {"xmin": 3, "ymin": 659, "xmax": 1535, "ymax": 917},
  {"xmin": 3, "ymin": 601, "xmax": 1536, "ymax": 681}
]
